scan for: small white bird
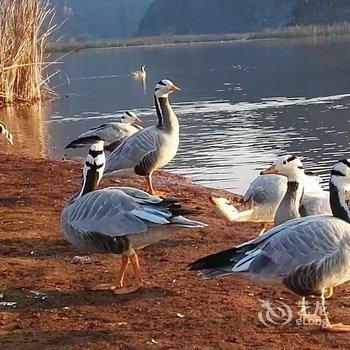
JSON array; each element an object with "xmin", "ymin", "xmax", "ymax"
[
  {"xmin": 132, "ymin": 65, "xmax": 147, "ymax": 80},
  {"xmin": 65, "ymin": 111, "xmax": 142, "ymax": 152}
]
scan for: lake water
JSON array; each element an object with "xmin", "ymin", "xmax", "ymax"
[{"xmin": 2, "ymin": 37, "xmax": 350, "ymax": 193}]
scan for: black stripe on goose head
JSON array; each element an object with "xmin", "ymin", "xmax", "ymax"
[
  {"xmin": 304, "ymin": 170, "xmax": 316, "ymax": 176},
  {"xmin": 331, "ymin": 169, "xmax": 346, "ymax": 177},
  {"xmin": 282, "ymin": 155, "xmax": 297, "ymax": 165},
  {"xmin": 340, "ymin": 159, "xmax": 350, "ymax": 168},
  {"xmin": 329, "ymin": 159, "xmax": 350, "ymax": 222}
]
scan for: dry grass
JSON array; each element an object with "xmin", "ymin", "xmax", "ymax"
[{"xmin": 0, "ymin": 0, "xmax": 56, "ymax": 106}]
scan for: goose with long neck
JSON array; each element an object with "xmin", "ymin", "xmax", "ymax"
[
  {"xmin": 154, "ymin": 80, "xmax": 180, "ymax": 131},
  {"xmin": 65, "ymin": 111, "xmax": 142, "ymax": 152},
  {"xmin": 261, "ymin": 154, "xmax": 331, "ymax": 225},
  {"xmin": 0, "ymin": 122, "xmax": 13, "ymax": 145},
  {"xmin": 61, "ymin": 140, "xmax": 206, "ymax": 294},
  {"xmin": 190, "ymin": 159, "xmax": 350, "ymax": 332},
  {"xmin": 104, "ymin": 79, "xmax": 181, "ymax": 195},
  {"xmin": 210, "ymin": 156, "xmax": 329, "ymax": 235},
  {"xmin": 261, "ymin": 155, "xmax": 307, "ymax": 225}
]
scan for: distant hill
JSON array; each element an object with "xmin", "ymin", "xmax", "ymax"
[
  {"xmin": 52, "ymin": 0, "xmax": 152, "ymax": 40},
  {"xmin": 51, "ymin": 0, "xmax": 350, "ymax": 41},
  {"xmin": 137, "ymin": 0, "xmax": 297, "ymax": 36},
  {"xmin": 289, "ymin": 0, "xmax": 350, "ymax": 26}
]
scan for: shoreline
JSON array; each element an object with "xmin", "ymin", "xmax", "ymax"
[
  {"xmin": 1, "ymin": 152, "xmax": 350, "ymax": 348},
  {"xmin": 48, "ymin": 24, "xmax": 350, "ymax": 53}
]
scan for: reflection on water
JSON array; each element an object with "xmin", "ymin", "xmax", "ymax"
[
  {"xmin": 3, "ymin": 37, "xmax": 350, "ymax": 193},
  {"xmin": 0, "ymin": 104, "xmax": 48, "ymax": 158}
]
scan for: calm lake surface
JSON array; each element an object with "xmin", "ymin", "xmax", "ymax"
[{"xmin": 2, "ymin": 37, "xmax": 350, "ymax": 193}]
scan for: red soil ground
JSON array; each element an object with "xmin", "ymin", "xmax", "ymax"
[{"xmin": 0, "ymin": 153, "xmax": 350, "ymax": 349}]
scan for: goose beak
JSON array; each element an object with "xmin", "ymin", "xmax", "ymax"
[
  {"xmin": 171, "ymin": 85, "xmax": 181, "ymax": 92},
  {"xmin": 261, "ymin": 165, "xmax": 278, "ymax": 175}
]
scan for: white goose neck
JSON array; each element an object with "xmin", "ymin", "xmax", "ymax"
[{"xmin": 155, "ymin": 95, "xmax": 179, "ymax": 132}]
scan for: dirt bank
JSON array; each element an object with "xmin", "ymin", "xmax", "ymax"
[{"xmin": 0, "ymin": 153, "xmax": 350, "ymax": 349}]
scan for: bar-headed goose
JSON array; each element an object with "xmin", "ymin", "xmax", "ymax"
[
  {"xmin": 211, "ymin": 155, "xmax": 330, "ymax": 235},
  {"xmin": 0, "ymin": 122, "xmax": 13, "ymax": 145},
  {"xmin": 190, "ymin": 159, "xmax": 350, "ymax": 332},
  {"xmin": 104, "ymin": 79, "xmax": 181, "ymax": 195},
  {"xmin": 65, "ymin": 111, "xmax": 142, "ymax": 152},
  {"xmin": 261, "ymin": 155, "xmax": 331, "ymax": 225},
  {"xmin": 61, "ymin": 140, "xmax": 206, "ymax": 294},
  {"xmin": 132, "ymin": 65, "xmax": 147, "ymax": 80}
]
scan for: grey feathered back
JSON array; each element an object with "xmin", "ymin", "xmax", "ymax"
[{"xmin": 61, "ymin": 187, "xmax": 206, "ymax": 254}]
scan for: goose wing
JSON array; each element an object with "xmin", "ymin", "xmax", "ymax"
[
  {"xmin": 190, "ymin": 215, "xmax": 350, "ymax": 280},
  {"xmin": 244, "ymin": 175, "xmax": 286, "ymax": 204},
  {"xmin": 244, "ymin": 173, "xmax": 323, "ymax": 205},
  {"xmin": 104, "ymin": 126, "xmax": 159, "ymax": 174},
  {"xmin": 65, "ymin": 123, "xmax": 140, "ymax": 149},
  {"xmin": 304, "ymin": 173, "xmax": 323, "ymax": 193},
  {"xmin": 301, "ymin": 191, "xmax": 331, "ymax": 216},
  {"xmin": 64, "ymin": 188, "xmax": 174, "ymax": 238}
]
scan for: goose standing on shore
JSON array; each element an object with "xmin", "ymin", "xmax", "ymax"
[
  {"xmin": 190, "ymin": 159, "xmax": 350, "ymax": 332},
  {"xmin": 132, "ymin": 65, "xmax": 147, "ymax": 80},
  {"xmin": 61, "ymin": 140, "xmax": 206, "ymax": 294},
  {"xmin": 0, "ymin": 122, "xmax": 13, "ymax": 145},
  {"xmin": 65, "ymin": 111, "xmax": 142, "ymax": 152},
  {"xmin": 211, "ymin": 155, "xmax": 329, "ymax": 234},
  {"xmin": 104, "ymin": 79, "xmax": 181, "ymax": 195}
]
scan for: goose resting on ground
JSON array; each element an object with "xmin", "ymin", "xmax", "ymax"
[
  {"xmin": 190, "ymin": 159, "xmax": 350, "ymax": 332},
  {"xmin": 211, "ymin": 155, "xmax": 330, "ymax": 234},
  {"xmin": 61, "ymin": 140, "xmax": 206, "ymax": 294},
  {"xmin": 65, "ymin": 111, "xmax": 142, "ymax": 152},
  {"xmin": 0, "ymin": 122, "xmax": 13, "ymax": 145},
  {"xmin": 132, "ymin": 65, "xmax": 147, "ymax": 80},
  {"xmin": 103, "ymin": 79, "xmax": 181, "ymax": 195}
]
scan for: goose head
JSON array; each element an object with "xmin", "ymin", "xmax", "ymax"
[
  {"xmin": 329, "ymin": 159, "xmax": 350, "ymax": 222},
  {"xmin": 154, "ymin": 79, "xmax": 181, "ymax": 98},
  {"xmin": 79, "ymin": 140, "xmax": 106, "ymax": 197},
  {"xmin": 0, "ymin": 122, "xmax": 13, "ymax": 145},
  {"xmin": 141, "ymin": 65, "xmax": 147, "ymax": 72},
  {"xmin": 261, "ymin": 155, "xmax": 305, "ymax": 182},
  {"xmin": 330, "ymin": 159, "xmax": 350, "ymax": 190},
  {"xmin": 120, "ymin": 111, "xmax": 141, "ymax": 125}
]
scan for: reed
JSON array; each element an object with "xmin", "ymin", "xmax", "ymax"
[{"xmin": 0, "ymin": 0, "xmax": 56, "ymax": 106}]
